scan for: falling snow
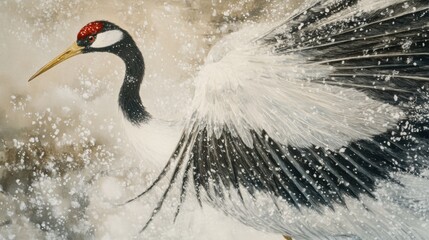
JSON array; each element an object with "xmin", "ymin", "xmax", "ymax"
[{"xmin": 1, "ymin": 0, "xmax": 429, "ymax": 240}]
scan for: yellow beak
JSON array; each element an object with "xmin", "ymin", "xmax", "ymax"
[{"xmin": 28, "ymin": 42, "xmax": 84, "ymax": 82}]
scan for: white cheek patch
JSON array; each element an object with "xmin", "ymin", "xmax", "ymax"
[{"xmin": 91, "ymin": 30, "xmax": 123, "ymax": 48}]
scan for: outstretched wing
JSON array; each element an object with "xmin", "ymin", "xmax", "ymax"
[{"xmin": 134, "ymin": 0, "xmax": 429, "ymax": 232}]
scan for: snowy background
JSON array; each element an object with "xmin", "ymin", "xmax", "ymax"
[{"xmin": 0, "ymin": 0, "xmax": 301, "ymax": 239}]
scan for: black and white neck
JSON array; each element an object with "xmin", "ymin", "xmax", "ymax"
[
  {"xmin": 83, "ymin": 21, "xmax": 151, "ymax": 125},
  {"xmin": 115, "ymin": 38, "xmax": 151, "ymax": 125}
]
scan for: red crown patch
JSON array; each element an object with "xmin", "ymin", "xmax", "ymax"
[{"xmin": 77, "ymin": 21, "xmax": 104, "ymax": 40}]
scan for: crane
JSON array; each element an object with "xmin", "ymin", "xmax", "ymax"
[{"xmin": 29, "ymin": 0, "xmax": 429, "ymax": 239}]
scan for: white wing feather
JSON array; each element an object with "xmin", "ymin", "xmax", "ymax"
[
  {"xmin": 134, "ymin": 1, "xmax": 429, "ymax": 238},
  {"xmin": 192, "ymin": 27, "xmax": 404, "ymax": 149}
]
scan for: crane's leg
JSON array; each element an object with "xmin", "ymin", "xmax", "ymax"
[{"xmin": 283, "ymin": 235, "xmax": 292, "ymax": 240}]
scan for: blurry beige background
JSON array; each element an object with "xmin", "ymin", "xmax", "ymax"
[{"xmin": 0, "ymin": 0, "xmax": 299, "ymax": 239}]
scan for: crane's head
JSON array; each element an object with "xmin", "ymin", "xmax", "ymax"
[{"xmin": 29, "ymin": 21, "xmax": 131, "ymax": 81}]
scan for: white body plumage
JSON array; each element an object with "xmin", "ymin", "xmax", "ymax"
[{"xmin": 123, "ymin": 0, "xmax": 429, "ymax": 238}]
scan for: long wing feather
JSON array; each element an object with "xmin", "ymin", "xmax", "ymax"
[{"xmin": 133, "ymin": 0, "xmax": 429, "ymax": 237}]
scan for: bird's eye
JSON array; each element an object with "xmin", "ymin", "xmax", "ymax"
[{"xmin": 88, "ymin": 35, "xmax": 96, "ymax": 43}]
